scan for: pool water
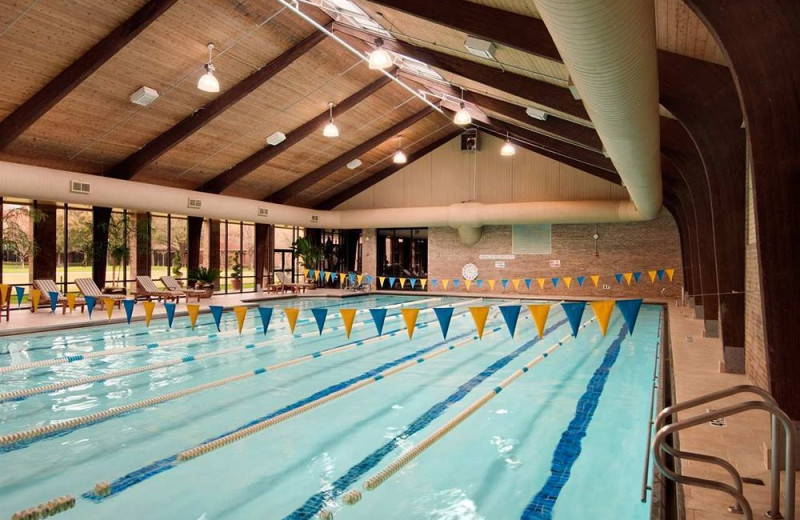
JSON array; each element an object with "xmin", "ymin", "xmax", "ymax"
[{"xmin": 0, "ymin": 295, "xmax": 661, "ymax": 519}]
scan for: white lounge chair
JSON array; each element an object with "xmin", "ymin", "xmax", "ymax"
[
  {"xmin": 160, "ymin": 276, "xmax": 204, "ymax": 302},
  {"xmin": 33, "ymin": 279, "xmax": 85, "ymax": 313},
  {"xmin": 75, "ymin": 278, "xmax": 124, "ymax": 309},
  {"xmin": 136, "ymin": 276, "xmax": 184, "ymax": 302}
]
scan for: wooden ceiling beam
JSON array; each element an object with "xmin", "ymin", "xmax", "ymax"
[
  {"xmin": 265, "ymin": 106, "xmax": 435, "ymax": 204},
  {"xmin": 198, "ymin": 73, "xmax": 394, "ymax": 194},
  {"xmin": 107, "ymin": 25, "xmax": 330, "ymax": 180},
  {"xmin": 314, "ymin": 129, "xmax": 462, "ymax": 210},
  {"xmin": 0, "ymin": 0, "xmax": 180, "ymax": 150}
]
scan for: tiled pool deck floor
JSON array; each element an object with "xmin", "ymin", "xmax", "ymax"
[{"xmin": 1, "ymin": 291, "xmax": 798, "ymax": 518}]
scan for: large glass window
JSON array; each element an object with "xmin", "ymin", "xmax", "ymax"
[
  {"xmin": 274, "ymin": 225, "xmax": 303, "ymax": 283},
  {"xmin": 376, "ymin": 228, "xmax": 428, "ymax": 290},
  {"xmin": 64, "ymin": 205, "xmax": 93, "ymax": 294},
  {"xmin": 1, "ymin": 200, "xmax": 35, "ymax": 302}
]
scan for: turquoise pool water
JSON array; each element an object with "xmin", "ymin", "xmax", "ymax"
[{"xmin": 0, "ymin": 295, "xmax": 661, "ymax": 519}]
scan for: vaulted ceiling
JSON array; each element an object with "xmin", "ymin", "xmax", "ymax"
[{"xmin": 0, "ymin": 0, "xmax": 726, "ymax": 209}]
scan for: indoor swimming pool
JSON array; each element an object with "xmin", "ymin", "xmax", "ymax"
[{"xmin": 0, "ymin": 295, "xmax": 662, "ymax": 519}]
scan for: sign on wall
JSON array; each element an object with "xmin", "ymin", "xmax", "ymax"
[
  {"xmin": 512, "ymin": 224, "xmax": 552, "ymax": 254},
  {"xmin": 479, "ymin": 254, "xmax": 515, "ymax": 260},
  {"xmin": 549, "ymin": 259, "xmax": 561, "ymax": 268},
  {"xmin": 495, "ymin": 261, "xmax": 505, "ymax": 268}
]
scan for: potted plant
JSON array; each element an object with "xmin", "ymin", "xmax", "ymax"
[
  {"xmin": 292, "ymin": 236, "xmax": 323, "ymax": 289},
  {"xmin": 230, "ymin": 251, "xmax": 243, "ymax": 290},
  {"xmin": 188, "ymin": 266, "xmax": 220, "ymax": 298}
]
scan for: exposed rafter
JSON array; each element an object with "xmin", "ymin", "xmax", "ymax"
[
  {"xmin": 265, "ymin": 106, "xmax": 435, "ymax": 204},
  {"xmin": 198, "ymin": 73, "xmax": 394, "ymax": 194},
  {"xmin": 106, "ymin": 25, "xmax": 330, "ymax": 180},
  {"xmin": 314, "ymin": 129, "xmax": 462, "ymax": 210},
  {"xmin": 0, "ymin": 0, "xmax": 180, "ymax": 150}
]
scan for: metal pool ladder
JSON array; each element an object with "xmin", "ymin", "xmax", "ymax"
[{"xmin": 651, "ymin": 384, "xmax": 796, "ymax": 519}]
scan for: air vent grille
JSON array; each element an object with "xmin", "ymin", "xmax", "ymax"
[
  {"xmin": 258, "ymin": 208, "xmax": 269, "ymax": 217},
  {"xmin": 310, "ymin": 215, "xmax": 319, "ymax": 223},
  {"xmin": 70, "ymin": 181, "xmax": 91, "ymax": 194},
  {"xmin": 187, "ymin": 198, "xmax": 202, "ymax": 209}
]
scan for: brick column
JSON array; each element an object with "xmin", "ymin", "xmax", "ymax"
[
  {"xmin": 254, "ymin": 223, "xmax": 270, "ymax": 290},
  {"xmin": 187, "ymin": 216, "xmax": 203, "ymax": 275},
  {"xmin": 32, "ymin": 201, "xmax": 57, "ymax": 282},
  {"xmin": 208, "ymin": 220, "xmax": 221, "ymax": 290},
  {"xmin": 134, "ymin": 212, "xmax": 152, "ymax": 279}
]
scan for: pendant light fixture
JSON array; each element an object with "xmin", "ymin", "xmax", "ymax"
[
  {"xmin": 368, "ymin": 37, "xmax": 393, "ymax": 70},
  {"xmin": 453, "ymin": 87, "xmax": 472, "ymax": 125},
  {"xmin": 323, "ymin": 102, "xmax": 339, "ymax": 137},
  {"xmin": 393, "ymin": 136, "xmax": 407, "ymax": 164},
  {"xmin": 197, "ymin": 43, "xmax": 220, "ymax": 93},
  {"xmin": 500, "ymin": 132, "xmax": 516, "ymax": 156}
]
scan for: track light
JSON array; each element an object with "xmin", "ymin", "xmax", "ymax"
[
  {"xmin": 453, "ymin": 88, "xmax": 471, "ymax": 125},
  {"xmin": 368, "ymin": 37, "xmax": 393, "ymax": 70},
  {"xmin": 393, "ymin": 136, "xmax": 407, "ymax": 164},
  {"xmin": 197, "ymin": 43, "xmax": 220, "ymax": 93},
  {"xmin": 323, "ymin": 102, "xmax": 339, "ymax": 137},
  {"xmin": 500, "ymin": 133, "xmax": 516, "ymax": 156}
]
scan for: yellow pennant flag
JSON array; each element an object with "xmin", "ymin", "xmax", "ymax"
[
  {"xmin": 30, "ymin": 289, "xmax": 41, "ymax": 312},
  {"xmin": 402, "ymin": 308, "xmax": 420, "ymax": 339},
  {"xmin": 340, "ymin": 309, "xmax": 357, "ymax": 338},
  {"xmin": 234, "ymin": 306, "xmax": 248, "ymax": 334},
  {"xmin": 469, "ymin": 306, "xmax": 490, "ymax": 339},
  {"xmin": 356, "ymin": 274, "xmax": 364, "ymax": 285},
  {"xmin": 187, "ymin": 303, "xmax": 200, "ymax": 330},
  {"xmin": 305, "ymin": 269, "xmax": 311, "ymax": 279},
  {"xmin": 378, "ymin": 276, "xmax": 386, "ymax": 288},
  {"xmin": 528, "ymin": 304, "xmax": 551, "ymax": 338},
  {"xmin": 284, "ymin": 307, "xmax": 299, "ymax": 334},
  {"xmin": 327, "ymin": 272, "xmax": 335, "ymax": 282},
  {"xmin": 512, "ymin": 279, "xmax": 520, "ymax": 290},
  {"xmin": 464, "ymin": 279, "xmax": 472, "ymax": 291},
  {"xmin": 591, "ymin": 275, "xmax": 600, "ymax": 287},
  {"xmin": 104, "ymin": 298, "xmax": 115, "ymax": 319},
  {"xmin": 420, "ymin": 279, "xmax": 428, "ymax": 289},
  {"xmin": 563, "ymin": 277, "xmax": 572, "ymax": 289},
  {"xmin": 399, "ymin": 277, "xmax": 407, "ymax": 289},
  {"xmin": 648, "ymin": 270, "xmax": 657, "ymax": 283},
  {"xmin": 590, "ymin": 300, "xmax": 616, "ymax": 336},
  {"xmin": 441, "ymin": 279, "xmax": 450, "ymax": 290},
  {"xmin": 623, "ymin": 272, "xmax": 633, "ymax": 285},
  {"xmin": 0, "ymin": 283, "xmax": 6, "ymax": 306},
  {"xmin": 66, "ymin": 293, "xmax": 77, "ymax": 312},
  {"xmin": 666, "ymin": 268, "xmax": 675, "ymax": 281},
  {"xmin": 487, "ymin": 279, "xmax": 496, "ymax": 291},
  {"xmin": 537, "ymin": 278, "xmax": 546, "ymax": 290},
  {"xmin": 316, "ymin": 271, "xmax": 323, "ymax": 281},
  {"xmin": 143, "ymin": 301, "xmax": 156, "ymax": 326},
  {"xmin": 339, "ymin": 272, "xmax": 346, "ymax": 285}
]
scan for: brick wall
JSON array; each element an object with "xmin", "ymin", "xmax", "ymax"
[
  {"xmin": 422, "ymin": 211, "xmax": 683, "ymax": 298},
  {"xmin": 362, "ymin": 228, "xmax": 377, "ymax": 277},
  {"xmin": 744, "ymin": 162, "xmax": 769, "ymax": 389}
]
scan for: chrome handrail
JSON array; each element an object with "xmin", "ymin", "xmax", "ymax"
[{"xmin": 640, "ymin": 335, "xmax": 662, "ymax": 502}]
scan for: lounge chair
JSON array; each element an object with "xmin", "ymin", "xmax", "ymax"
[
  {"xmin": 135, "ymin": 276, "xmax": 184, "ymax": 302},
  {"xmin": 74, "ymin": 278, "xmax": 124, "ymax": 309},
  {"xmin": 159, "ymin": 276, "xmax": 204, "ymax": 302},
  {"xmin": 33, "ymin": 280, "xmax": 85, "ymax": 314},
  {"xmin": 276, "ymin": 272, "xmax": 308, "ymax": 294}
]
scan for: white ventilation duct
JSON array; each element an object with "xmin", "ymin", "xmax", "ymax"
[
  {"xmin": 532, "ymin": 0, "xmax": 662, "ymax": 219},
  {"xmin": 0, "ymin": 162, "xmax": 649, "ymax": 239}
]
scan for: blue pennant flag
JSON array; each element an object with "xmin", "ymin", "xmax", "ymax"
[
  {"xmin": 576, "ymin": 276, "xmax": 585, "ymax": 287},
  {"xmin": 615, "ymin": 273, "xmax": 624, "ymax": 284},
  {"xmin": 320, "ymin": 271, "xmax": 327, "ymax": 283},
  {"xmin": 164, "ymin": 302, "xmax": 176, "ymax": 328},
  {"xmin": 308, "ymin": 269, "xmax": 315, "ymax": 280},
  {"xmin": 349, "ymin": 273, "xmax": 356, "ymax": 285},
  {"xmin": 369, "ymin": 308, "xmax": 387, "ymax": 336},
  {"xmin": 453, "ymin": 279, "xmax": 460, "ymax": 289},
  {"xmin": 410, "ymin": 278, "xmax": 417, "ymax": 289},
  {"xmin": 311, "ymin": 308, "xmax": 328, "ymax": 335},
  {"xmin": 431, "ymin": 279, "xmax": 438, "ymax": 289},
  {"xmin": 49, "ymin": 291, "xmax": 59, "ymax": 313},
  {"xmin": 561, "ymin": 301, "xmax": 587, "ymax": 337},
  {"xmin": 617, "ymin": 299, "xmax": 644, "ymax": 335},
  {"xmin": 433, "ymin": 307, "xmax": 454, "ymax": 340},
  {"xmin": 524, "ymin": 278, "xmax": 532, "ymax": 290},
  {"xmin": 258, "ymin": 307, "xmax": 273, "ymax": 335},
  {"xmin": 388, "ymin": 277, "xmax": 396, "ymax": 288},
  {"xmin": 656, "ymin": 269, "xmax": 665, "ymax": 281},
  {"xmin": 85, "ymin": 296, "xmax": 96, "ymax": 319},
  {"xmin": 499, "ymin": 305, "xmax": 521, "ymax": 338},
  {"xmin": 475, "ymin": 279, "xmax": 483, "ymax": 289},
  {"xmin": 15, "ymin": 286, "xmax": 25, "ymax": 308},
  {"xmin": 501, "ymin": 279, "xmax": 509, "ymax": 289},
  {"xmin": 633, "ymin": 272, "xmax": 641, "ymax": 283},
  {"xmin": 365, "ymin": 275, "xmax": 373, "ymax": 285},
  {"xmin": 210, "ymin": 305, "xmax": 224, "ymax": 331},
  {"xmin": 551, "ymin": 277, "xmax": 560, "ymax": 288},
  {"xmin": 123, "ymin": 299, "xmax": 135, "ymax": 324}
]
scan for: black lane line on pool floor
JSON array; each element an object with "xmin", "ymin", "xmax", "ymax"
[
  {"xmin": 78, "ymin": 309, "xmax": 487, "ymax": 502},
  {"xmin": 520, "ymin": 321, "xmax": 629, "ymax": 520},
  {"xmin": 281, "ymin": 315, "xmax": 571, "ymax": 520}
]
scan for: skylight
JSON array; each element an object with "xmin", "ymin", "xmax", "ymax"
[{"xmin": 308, "ymin": 0, "xmax": 392, "ymax": 37}]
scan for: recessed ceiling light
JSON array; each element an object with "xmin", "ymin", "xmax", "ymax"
[
  {"xmin": 347, "ymin": 159, "xmax": 362, "ymax": 169},
  {"xmin": 130, "ymin": 86, "xmax": 159, "ymax": 106},
  {"xmin": 267, "ymin": 132, "xmax": 286, "ymax": 146}
]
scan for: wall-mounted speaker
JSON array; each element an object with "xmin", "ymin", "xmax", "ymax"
[{"xmin": 460, "ymin": 128, "xmax": 478, "ymax": 151}]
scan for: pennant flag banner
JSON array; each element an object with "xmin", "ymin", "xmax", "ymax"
[
  {"xmin": 210, "ymin": 305, "xmax": 224, "ymax": 331},
  {"xmin": 617, "ymin": 299, "xmax": 644, "ymax": 334},
  {"xmin": 66, "ymin": 293, "xmax": 77, "ymax": 313},
  {"xmin": 512, "ymin": 279, "xmax": 520, "ymax": 291},
  {"xmin": 453, "ymin": 279, "xmax": 460, "ymax": 289},
  {"xmin": 475, "ymin": 279, "xmax": 483, "ymax": 289},
  {"xmin": 402, "ymin": 308, "xmax": 420, "ymax": 339},
  {"xmin": 433, "ymin": 307, "xmax": 454, "ymax": 340},
  {"xmin": 339, "ymin": 273, "xmax": 346, "ymax": 286},
  {"xmin": 537, "ymin": 278, "xmax": 546, "ymax": 289},
  {"xmin": 501, "ymin": 279, "xmax": 509, "ymax": 290},
  {"xmin": 284, "ymin": 308, "xmax": 300, "ymax": 334},
  {"xmin": 399, "ymin": 277, "xmax": 406, "ymax": 289},
  {"xmin": 576, "ymin": 276, "xmax": 585, "ymax": 287},
  {"xmin": 327, "ymin": 272, "xmax": 335, "ymax": 283},
  {"xmin": 657, "ymin": 269, "xmax": 665, "ymax": 281},
  {"xmin": 389, "ymin": 277, "xmax": 396, "ymax": 288},
  {"xmin": 591, "ymin": 275, "xmax": 600, "ymax": 287},
  {"xmin": 320, "ymin": 271, "xmax": 327, "ymax": 283},
  {"xmin": 499, "ymin": 305, "xmax": 521, "ymax": 338},
  {"xmin": 123, "ymin": 299, "xmax": 136, "ymax": 324},
  {"xmin": 623, "ymin": 272, "xmax": 633, "ymax": 285},
  {"xmin": 348, "ymin": 273, "xmax": 356, "ymax": 285},
  {"xmin": 340, "ymin": 309, "xmax": 356, "ymax": 338},
  {"xmin": 633, "ymin": 272, "xmax": 642, "ymax": 283},
  {"xmin": 528, "ymin": 304, "xmax": 551, "ymax": 339},
  {"xmin": 561, "ymin": 301, "xmax": 587, "ymax": 337},
  {"xmin": 410, "ymin": 278, "xmax": 417, "ymax": 289},
  {"xmin": 49, "ymin": 291, "xmax": 59, "ymax": 313},
  {"xmin": 464, "ymin": 279, "xmax": 472, "ymax": 291},
  {"xmin": 142, "ymin": 300, "xmax": 155, "ymax": 326},
  {"xmin": 470, "ymin": 306, "xmax": 490, "ymax": 339},
  {"xmin": 186, "ymin": 303, "xmax": 200, "ymax": 330},
  {"xmin": 104, "ymin": 298, "xmax": 116, "ymax": 320},
  {"xmin": 306, "ymin": 269, "xmax": 312, "ymax": 280},
  {"xmin": 378, "ymin": 276, "xmax": 386, "ymax": 288},
  {"xmin": 356, "ymin": 274, "xmax": 364, "ymax": 285},
  {"xmin": 564, "ymin": 277, "xmax": 572, "ymax": 289},
  {"xmin": 365, "ymin": 275, "xmax": 373, "ymax": 285},
  {"xmin": 311, "ymin": 308, "xmax": 328, "ymax": 335},
  {"xmin": 615, "ymin": 273, "xmax": 624, "ymax": 284},
  {"xmin": 0, "ymin": 283, "xmax": 6, "ymax": 307},
  {"xmin": 258, "ymin": 307, "xmax": 273, "ymax": 335},
  {"xmin": 524, "ymin": 278, "xmax": 532, "ymax": 290},
  {"xmin": 666, "ymin": 269, "xmax": 675, "ymax": 281},
  {"xmin": 164, "ymin": 302, "xmax": 176, "ymax": 328},
  {"xmin": 370, "ymin": 308, "xmax": 387, "ymax": 336},
  {"xmin": 488, "ymin": 279, "xmax": 496, "ymax": 291},
  {"xmin": 590, "ymin": 300, "xmax": 615, "ymax": 336},
  {"xmin": 551, "ymin": 277, "xmax": 560, "ymax": 289},
  {"xmin": 234, "ymin": 306, "xmax": 247, "ymax": 334},
  {"xmin": 15, "ymin": 286, "xmax": 25, "ymax": 308},
  {"xmin": 31, "ymin": 289, "xmax": 41, "ymax": 312},
  {"xmin": 421, "ymin": 279, "xmax": 428, "ymax": 289},
  {"xmin": 430, "ymin": 279, "xmax": 438, "ymax": 289},
  {"xmin": 441, "ymin": 279, "xmax": 449, "ymax": 290}
]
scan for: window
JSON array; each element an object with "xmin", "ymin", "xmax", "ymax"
[{"xmin": 376, "ymin": 228, "xmax": 428, "ymax": 290}]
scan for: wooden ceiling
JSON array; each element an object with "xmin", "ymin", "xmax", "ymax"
[{"xmin": 0, "ymin": 0, "xmax": 727, "ymax": 210}]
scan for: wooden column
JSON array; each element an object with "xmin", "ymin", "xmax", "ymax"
[
  {"xmin": 32, "ymin": 202, "xmax": 57, "ymax": 282},
  {"xmin": 208, "ymin": 220, "xmax": 221, "ymax": 290},
  {"xmin": 91, "ymin": 206, "xmax": 112, "ymax": 288},
  {"xmin": 254, "ymin": 223, "xmax": 270, "ymax": 290},
  {"xmin": 187, "ymin": 216, "xmax": 203, "ymax": 275}
]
